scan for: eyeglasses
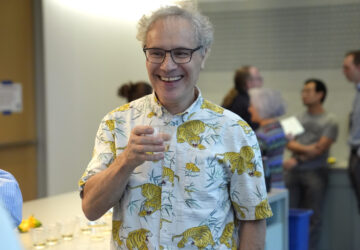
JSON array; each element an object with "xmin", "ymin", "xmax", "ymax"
[{"xmin": 143, "ymin": 46, "xmax": 203, "ymax": 64}]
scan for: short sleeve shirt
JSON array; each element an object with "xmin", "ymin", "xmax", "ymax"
[
  {"xmin": 256, "ymin": 121, "xmax": 287, "ymax": 182},
  {"xmin": 79, "ymin": 90, "xmax": 272, "ymax": 250},
  {"xmin": 294, "ymin": 111, "xmax": 338, "ymax": 170},
  {"xmin": 0, "ymin": 170, "xmax": 23, "ymax": 227}
]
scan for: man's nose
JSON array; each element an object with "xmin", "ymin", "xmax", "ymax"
[{"xmin": 160, "ymin": 52, "xmax": 177, "ymax": 70}]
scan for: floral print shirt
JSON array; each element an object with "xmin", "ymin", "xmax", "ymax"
[{"xmin": 79, "ymin": 89, "xmax": 272, "ymax": 250}]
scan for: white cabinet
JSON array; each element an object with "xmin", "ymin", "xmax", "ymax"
[{"xmin": 266, "ymin": 188, "xmax": 289, "ymax": 250}]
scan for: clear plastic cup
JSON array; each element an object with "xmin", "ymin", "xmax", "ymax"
[
  {"xmin": 77, "ymin": 215, "xmax": 91, "ymax": 235},
  {"xmin": 88, "ymin": 219, "xmax": 106, "ymax": 242},
  {"xmin": 102, "ymin": 210, "xmax": 113, "ymax": 234},
  {"xmin": 30, "ymin": 227, "xmax": 47, "ymax": 249},
  {"xmin": 45, "ymin": 223, "xmax": 61, "ymax": 246},
  {"xmin": 152, "ymin": 125, "xmax": 176, "ymax": 151},
  {"xmin": 60, "ymin": 218, "xmax": 76, "ymax": 241}
]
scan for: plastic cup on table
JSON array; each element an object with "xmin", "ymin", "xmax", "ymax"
[
  {"xmin": 102, "ymin": 210, "xmax": 113, "ymax": 234},
  {"xmin": 89, "ymin": 218, "xmax": 106, "ymax": 242},
  {"xmin": 45, "ymin": 222, "xmax": 61, "ymax": 246},
  {"xmin": 77, "ymin": 215, "xmax": 91, "ymax": 235},
  {"xmin": 30, "ymin": 227, "xmax": 47, "ymax": 249},
  {"xmin": 60, "ymin": 218, "xmax": 77, "ymax": 241}
]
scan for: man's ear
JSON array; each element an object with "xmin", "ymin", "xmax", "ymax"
[
  {"xmin": 200, "ymin": 48, "xmax": 210, "ymax": 70},
  {"xmin": 318, "ymin": 91, "xmax": 325, "ymax": 102}
]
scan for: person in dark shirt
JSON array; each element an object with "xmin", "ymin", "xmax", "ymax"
[
  {"xmin": 118, "ymin": 81, "xmax": 152, "ymax": 102},
  {"xmin": 343, "ymin": 50, "xmax": 360, "ymax": 213},
  {"xmin": 222, "ymin": 66, "xmax": 263, "ymax": 129}
]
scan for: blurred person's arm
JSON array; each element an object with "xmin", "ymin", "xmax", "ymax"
[
  {"xmin": 283, "ymin": 157, "xmax": 298, "ymax": 170},
  {"xmin": 238, "ymin": 219, "xmax": 266, "ymax": 250},
  {"xmin": 286, "ymin": 140, "xmax": 317, "ymax": 155},
  {"xmin": 284, "ymin": 137, "xmax": 334, "ymax": 170},
  {"xmin": 82, "ymin": 126, "xmax": 165, "ymax": 221},
  {"xmin": 288, "ymin": 137, "xmax": 334, "ymax": 159},
  {"xmin": 0, "ymin": 203, "xmax": 22, "ymax": 250}
]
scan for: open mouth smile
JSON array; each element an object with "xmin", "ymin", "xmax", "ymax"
[{"xmin": 159, "ymin": 75, "xmax": 183, "ymax": 82}]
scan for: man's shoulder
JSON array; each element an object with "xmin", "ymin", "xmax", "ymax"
[
  {"xmin": 322, "ymin": 112, "xmax": 338, "ymax": 126},
  {"xmin": 0, "ymin": 170, "xmax": 18, "ymax": 185},
  {"xmin": 197, "ymin": 99, "xmax": 255, "ymax": 135},
  {"xmin": 105, "ymin": 96, "xmax": 150, "ymax": 118},
  {"xmin": 200, "ymin": 98, "xmax": 238, "ymax": 119}
]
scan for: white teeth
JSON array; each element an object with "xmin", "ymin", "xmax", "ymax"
[{"xmin": 160, "ymin": 76, "xmax": 181, "ymax": 81}]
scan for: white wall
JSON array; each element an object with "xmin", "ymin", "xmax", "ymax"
[{"xmin": 43, "ymin": 0, "xmax": 149, "ymax": 195}]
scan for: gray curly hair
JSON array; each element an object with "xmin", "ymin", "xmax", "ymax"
[
  {"xmin": 136, "ymin": 5, "xmax": 214, "ymax": 53},
  {"xmin": 249, "ymin": 88, "xmax": 286, "ymax": 119}
]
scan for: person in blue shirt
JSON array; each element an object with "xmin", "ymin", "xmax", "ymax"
[
  {"xmin": 0, "ymin": 202, "xmax": 23, "ymax": 250},
  {"xmin": 248, "ymin": 88, "xmax": 287, "ymax": 192},
  {"xmin": 0, "ymin": 169, "xmax": 23, "ymax": 227}
]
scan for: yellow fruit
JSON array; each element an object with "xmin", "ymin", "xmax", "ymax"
[
  {"xmin": 327, "ymin": 157, "xmax": 336, "ymax": 164},
  {"xmin": 18, "ymin": 220, "xmax": 31, "ymax": 232},
  {"xmin": 18, "ymin": 215, "xmax": 42, "ymax": 233}
]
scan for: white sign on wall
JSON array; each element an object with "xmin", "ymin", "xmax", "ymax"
[{"xmin": 0, "ymin": 82, "xmax": 23, "ymax": 113}]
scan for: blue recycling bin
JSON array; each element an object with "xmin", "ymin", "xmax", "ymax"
[{"xmin": 289, "ymin": 209, "xmax": 313, "ymax": 250}]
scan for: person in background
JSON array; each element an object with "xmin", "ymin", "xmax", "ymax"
[
  {"xmin": 118, "ymin": 81, "xmax": 152, "ymax": 102},
  {"xmin": 222, "ymin": 66, "xmax": 263, "ymax": 129},
  {"xmin": 343, "ymin": 50, "xmax": 360, "ymax": 214},
  {"xmin": 79, "ymin": 4, "xmax": 272, "ymax": 250},
  {"xmin": 248, "ymin": 88, "xmax": 287, "ymax": 192},
  {"xmin": 0, "ymin": 169, "xmax": 23, "ymax": 227},
  {"xmin": 0, "ymin": 202, "xmax": 23, "ymax": 250},
  {"xmin": 283, "ymin": 79, "xmax": 338, "ymax": 250}
]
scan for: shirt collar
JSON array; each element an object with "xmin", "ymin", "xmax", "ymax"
[{"xmin": 149, "ymin": 87, "xmax": 203, "ymax": 122}]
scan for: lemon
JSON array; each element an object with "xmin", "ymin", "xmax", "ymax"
[
  {"xmin": 327, "ymin": 157, "xmax": 336, "ymax": 164},
  {"xmin": 18, "ymin": 215, "xmax": 42, "ymax": 233}
]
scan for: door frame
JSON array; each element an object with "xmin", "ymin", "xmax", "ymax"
[{"xmin": 34, "ymin": 0, "xmax": 47, "ymax": 198}]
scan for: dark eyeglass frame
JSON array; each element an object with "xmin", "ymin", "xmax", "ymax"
[{"xmin": 143, "ymin": 46, "xmax": 203, "ymax": 64}]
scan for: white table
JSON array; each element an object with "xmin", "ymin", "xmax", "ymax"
[
  {"xmin": 19, "ymin": 191, "xmax": 111, "ymax": 250},
  {"xmin": 19, "ymin": 188, "xmax": 288, "ymax": 250}
]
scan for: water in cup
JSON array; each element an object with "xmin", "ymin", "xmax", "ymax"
[
  {"xmin": 30, "ymin": 227, "xmax": 47, "ymax": 249},
  {"xmin": 46, "ymin": 223, "xmax": 61, "ymax": 246},
  {"xmin": 61, "ymin": 218, "xmax": 76, "ymax": 241}
]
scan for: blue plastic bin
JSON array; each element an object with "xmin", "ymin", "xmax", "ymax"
[{"xmin": 289, "ymin": 209, "xmax": 313, "ymax": 250}]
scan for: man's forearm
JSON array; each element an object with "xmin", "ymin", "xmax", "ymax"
[
  {"xmin": 287, "ymin": 140, "xmax": 314, "ymax": 154},
  {"xmin": 82, "ymin": 155, "xmax": 133, "ymax": 221},
  {"xmin": 238, "ymin": 219, "xmax": 266, "ymax": 250}
]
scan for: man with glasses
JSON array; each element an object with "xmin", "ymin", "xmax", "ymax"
[
  {"xmin": 284, "ymin": 79, "xmax": 338, "ymax": 250},
  {"xmin": 79, "ymin": 5, "xmax": 271, "ymax": 250}
]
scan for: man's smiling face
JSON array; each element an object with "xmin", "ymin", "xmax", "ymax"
[{"xmin": 145, "ymin": 16, "xmax": 206, "ymax": 113}]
